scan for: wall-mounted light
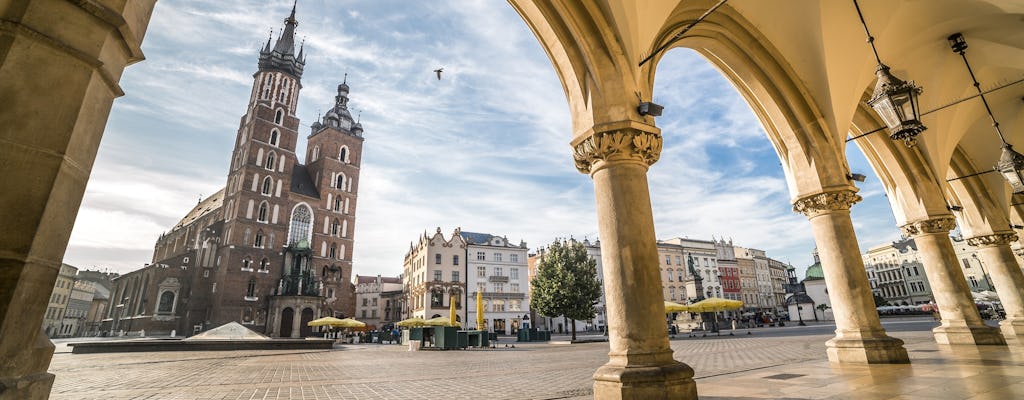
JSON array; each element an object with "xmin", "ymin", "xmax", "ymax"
[
  {"xmin": 847, "ymin": 173, "xmax": 867, "ymax": 182},
  {"xmin": 638, "ymin": 101, "xmax": 664, "ymax": 117},
  {"xmin": 948, "ymin": 205, "xmax": 964, "ymax": 212},
  {"xmin": 1010, "ymin": 224, "xmax": 1023, "ymax": 230},
  {"xmin": 854, "ymin": 0, "xmax": 926, "ymax": 147}
]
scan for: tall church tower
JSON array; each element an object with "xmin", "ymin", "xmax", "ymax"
[{"xmin": 214, "ymin": 3, "xmax": 308, "ymax": 331}]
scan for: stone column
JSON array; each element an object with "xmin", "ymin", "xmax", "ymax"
[
  {"xmin": 902, "ymin": 218, "xmax": 1004, "ymax": 345},
  {"xmin": 967, "ymin": 233, "xmax": 1024, "ymax": 340},
  {"xmin": 574, "ymin": 123, "xmax": 697, "ymax": 399},
  {"xmin": 292, "ymin": 305, "xmax": 303, "ymax": 338},
  {"xmin": 793, "ymin": 190, "xmax": 909, "ymax": 363},
  {"xmin": 0, "ymin": 2, "xmax": 155, "ymax": 399}
]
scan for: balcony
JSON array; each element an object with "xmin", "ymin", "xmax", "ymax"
[{"xmin": 488, "ymin": 275, "xmax": 509, "ymax": 283}]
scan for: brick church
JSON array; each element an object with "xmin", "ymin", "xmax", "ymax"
[{"xmin": 102, "ymin": 5, "xmax": 362, "ymax": 337}]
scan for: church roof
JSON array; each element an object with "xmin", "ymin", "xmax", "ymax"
[
  {"xmin": 172, "ymin": 188, "xmax": 224, "ymax": 231},
  {"xmin": 804, "ymin": 261, "xmax": 824, "ymax": 281},
  {"xmin": 289, "ymin": 164, "xmax": 319, "ymax": 199},
  {"xmin": 258, "ymin": 3, "xmax": 305, "ymax": 78}
]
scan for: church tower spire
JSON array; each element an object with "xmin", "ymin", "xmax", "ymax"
[{"xmin": 258, "ymin": 1, "xmax": 305, "ymax": 79}]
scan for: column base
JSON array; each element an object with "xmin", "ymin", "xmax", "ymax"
[
  {"xmin": 593, "ymin": 361, "xmax": 697, "ymax": 400},
  {"xmin": 1000, "ymin": 318, "xmax": 1024, "ymax": 340},
  {"xmin": 0, "ymin": 373, "xmax": 55, "ymax": 400},
  {"xmin": 826, "ymin": 330, "xmax": 909, "ymax": 364},
  {"xmin": 933, "ymin": 322, "xmax": 1006, "ymax": 345}
]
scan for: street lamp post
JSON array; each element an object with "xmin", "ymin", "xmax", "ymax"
[
  {"xmin": 972, "ymin": 254, "xmax": 995, "ymax": 292},
  {"xmin": 797, "ymin": 304, "xmax": 806, "ymax": 326}
]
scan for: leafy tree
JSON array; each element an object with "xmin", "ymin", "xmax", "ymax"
[{"xmin": 530, "ymin": 239, "xmax": 603, "ymax": 340}]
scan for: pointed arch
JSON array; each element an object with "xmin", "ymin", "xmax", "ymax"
[
  {"xmin": 257, "ymin": 201, "xmax": 269, "ymax": 222},
  {"xmin": 287, "ymin": 203, "xmax": 313, "ymax": 245},
  {"xmin": 335, "ymin": 172, "xmax": 346, "ymax": 190},
  {"xmin": 261, "ymin": 176, "xmax": 273, "ymax": 195},
  {"xmin": 266, "ymin": 151, "xmax": 277, "ymax": 170},
  {"xmin": 274, "ymin": 109, "xmax": 284, "ymax": 125},
  {"xmin": 254, "ymin": 230, "xmax": 264, "ymax": 248},
  {"xmin": 339, "ymin": 145, "xmax": 349, "ymax": 163},
  {"xmin": 270, "ymin": 129, "xmax": 280, "ymax": 146}
]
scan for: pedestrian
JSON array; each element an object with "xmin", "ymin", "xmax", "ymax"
[{"xmin": 731, "ymin": 318, "xmax": 737, "ymax": 331}]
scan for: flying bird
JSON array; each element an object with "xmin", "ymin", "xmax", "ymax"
[{"xmin": 434, "ymin": 68, "xmax": 443, "ymax": 80}]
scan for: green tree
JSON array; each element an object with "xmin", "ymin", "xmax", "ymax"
[{"xmin": 530, "ymin": 239, "xmax": 603, "ymax": 340}]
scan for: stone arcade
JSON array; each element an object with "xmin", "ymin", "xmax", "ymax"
[{"xmin": 2, "ymin": 1, "xmax": 1023, "ymax": 399}]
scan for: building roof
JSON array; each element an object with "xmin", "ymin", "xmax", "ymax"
[
  {"xmin": 172, "ymin": 188, "xmax": 224, "ymax": 231},
  {"xmin": 786, "ymin": 293, "xmax": 814, "ymax": 305},
  {"xmin": 460, "ymin": 231, "xmax": 494, "ymax": 245},
  {"xmin": 355, "ymin": 275, "xmax": 401, "ymax": 284},
  {"xmin": 289, "ymin": 164, "xmax": 320, "ymax": 198},
  {"xmin": 804, "ymin": 261, "xmax": 824, "ymax": 281}
]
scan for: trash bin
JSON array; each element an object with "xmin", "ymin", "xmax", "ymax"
[{"xmin": 457, "ymin": 331, "xmax": 469, "ymax": 348}]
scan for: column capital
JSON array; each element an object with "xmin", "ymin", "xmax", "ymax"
[
  {"xmin": 900, "ymin": 216, "xmax": 957, "ymax": 237},
  {"xmin": 571, "ymin": 121, "xmax": 662, "ymax": 174},
  {"xmin": 966, "ymin": 233, "xmax": 1019, "ymax": 247},
  {"xmin": 792, "ymin": 189, "xmax": 862, "ymax": 218}
]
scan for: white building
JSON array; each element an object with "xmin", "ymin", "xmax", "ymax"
[
  {"xmin": 354, "ymin": 275, "xmax": 402, "ymax": 328},
  {"xmin": 403, "ymin": 228, "xmax": 467, "ymax": 322},
  {"xmin": 462, "ymin": 231, "xmax": 529, "ymax": 335}
]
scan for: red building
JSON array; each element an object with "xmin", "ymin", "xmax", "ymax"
[{"xmin": 104, "ymin": 5, "xmax": 363, "ymax": 337}]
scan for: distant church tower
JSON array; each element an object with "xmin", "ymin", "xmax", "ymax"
[{"xmin": 107, "ymin": 2, "xmax": 365, "ymax": 338}]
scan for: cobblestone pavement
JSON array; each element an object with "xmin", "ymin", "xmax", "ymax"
[{"xmin": 48, "ymin": 325, "xmax": 1023, "ymax": 400}]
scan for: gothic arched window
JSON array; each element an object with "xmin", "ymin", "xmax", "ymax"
[
  {"xmin": 329, "ymin": 243, "xmax": 337, "ymax": 259},
  {"xmin": 261, "ymin": 176, "xmax": 272, "ymax": 195},
  {"xmin": 270, "ymin": 129, "xmax": 279, "ymax": 146},
  {"xmin": 335, "ymin": 174, "xmax": 345, "ymax": 190},
  {"xmin": 246, "ymin": 279, "xmax": 256, "ymax": 297},
  {"xmin": 339, "ymin": 147, "xmax": 348, "ymax": 162},
  {"xmin": 331, "ymin": 219, "xmax": 340, "ymax": 236},
  {"xmin": 257, "ymin": 202, "xmax": 268, "ymax": 222},
  {"xmin": 242, "ymin": 257, "xmax": 251, "ymax": 270},
  {"xmin": 266, "ymin": 151, "xmax": 276, "ymax": 170},
  {"xmin": 312, "ymin": 145, "xmax": 320, "ymax": 161},
  {"xmin": 254, "ymin": 230, "xmax": 264, "ymax": 248},
  {"xmin": 274, "ymin": 110, "xmax": 283, "ymax": 125},
  {"xmin": 259, "ymin": 258, "xmax": 269, "ymax": 271},
  {"xmin": 287, "ymin": 204, "xmax": 312, "ymax": 245}
]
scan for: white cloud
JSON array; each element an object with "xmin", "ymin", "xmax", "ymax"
[{"xmin": 65, "ymin": 0, "xmax": 902, "ymax": 283}]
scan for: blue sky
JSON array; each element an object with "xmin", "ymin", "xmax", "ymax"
[{"xmin": 64, "ymin": 0, "xmax": 902, "ymax": 279}]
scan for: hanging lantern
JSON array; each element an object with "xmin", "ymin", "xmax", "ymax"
[
  {"xmin": 997, "ymin": 145, "xmax": 1024, "ymax": 194},
  {"xmin": 866, "ymin": 64, "xmax": 926, "ymax": 147}
]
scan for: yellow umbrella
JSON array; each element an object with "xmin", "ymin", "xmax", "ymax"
[
  {"xmin": 307, "ymin": 316, "xmax": 345, "ymax": 327},
  {"xmin": 307, "ymin": 317, "xmax": 365, "ymax": 328},
  {"xmin": 426, "ymin": 316, "xmax": 460, "ymax": 328},
  {"xmin": 396, "ymin": 317, "xmax": 430, "ymax": 327},
  {"xmin": 664, "ymin": 301, "xmax": 692, "ymax": 313},
  {"xmin": 449, "ymin": 294, "xmax": 457, "ymax": 328},
  {"xmin": 688, "ymin": 297, "xmax": 744, "ymax": 312},
  {"xmin": 476, "ymin": 291, "xmax": 485, "ymax": 331},
  {"xmin": 333, "ymin": 318, "xmax": 366, "ymax": 328}
]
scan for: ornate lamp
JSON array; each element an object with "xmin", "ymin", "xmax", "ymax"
[
  {"xmin": 997, "ymin": 145, "xmax": 1024, "ymax": 194},
  {"xmin": 854, "ymin": 0, "xmax": 926, "ymax": 146},
  {"xmin": 949, "ymin": 32, "xmax": 1024, "ymax": 194}
]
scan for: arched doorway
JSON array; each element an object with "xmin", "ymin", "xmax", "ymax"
[
  {"xmin": 280, "ymin": 307, "xmax": 294, "ymax": 338},
  {"xmin": 299, "ymin": 308, "xmax": 314, "ymax": 337}
]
